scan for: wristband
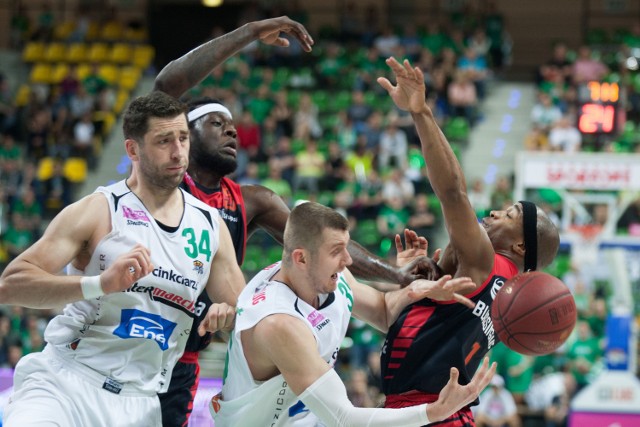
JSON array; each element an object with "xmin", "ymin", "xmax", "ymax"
[{"xmin": 81, "ymin": 275, "xmax": 104, "ymax": 299}]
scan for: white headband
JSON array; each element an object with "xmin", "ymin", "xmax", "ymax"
[{"xmin": 187, "ymin": 103, "xmax": 233, "ymax": 123}]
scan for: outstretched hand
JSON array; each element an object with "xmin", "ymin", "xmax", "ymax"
[
  {"xmin": 395, "ymin": 229, "xmax": 442, "ymax": 283},
  {"xmin": 377, "ymin": 57, "xmax": 429, "ymax": 114},
  {"xmin": 253, "ymin": 16, "xmax": 314, "ymax": 52},
  {"xmin": 406, "ymin": 275, "xmax": 477, "ymax": 308},
  {"xmin": 426, "ymin": 358, "xmax": 497, "ymax": 423}
]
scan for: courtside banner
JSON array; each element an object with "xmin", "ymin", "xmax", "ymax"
[{"xmin": 515, "ymin": 153, "xmax": 640, "ymax": 191}]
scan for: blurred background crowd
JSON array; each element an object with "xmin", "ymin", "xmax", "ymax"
[{"xmin": 0, "ymin": 0, "xmax": 639, "ymax": 426}]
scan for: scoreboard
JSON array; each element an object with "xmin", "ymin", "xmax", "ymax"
[{"xmin": 577, "ymin": 81, "xmax": 619, "ymax": 134}]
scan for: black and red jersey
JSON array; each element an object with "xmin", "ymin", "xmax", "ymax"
[
  {"xmin": 180, "ymin": 172, "xmax": 247, "ymax": 352},
  {"xmin": 381, "ymin": 254, "xmax": 517, "ymax": 397}
]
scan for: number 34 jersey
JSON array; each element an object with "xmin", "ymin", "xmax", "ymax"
[{"xmin": 44, "ymin": 180, "xmax": 221, "ymax": 394}]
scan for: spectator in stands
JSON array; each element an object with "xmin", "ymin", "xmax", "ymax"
[
  {"xmin": 458, "ymin": 47, "xmax": 489, "ymax": 99},
  {"xmin": 345, "ymin": 137, "xmax": 375, "ymax": 182},
  {"xmin": 270, "ymin": 90, "xmax": 293, "ymax": 138},
  {"xmin": 40, "ymin": 157, "xmax": 73, "ymax": 216},
  {"xmin": 538, "ymin": 42, "xmax": 573, "ymax": 86},
  {"xmin": 531, "ymin": 92, "xmax": 563, "ymax": 134},
  {"xmin": 525, "ymin": 372, "xmax": 576, "ymax": 427},
  {"xmin": 317, "ymin": 42, "xmax": 346, "ymax": 87},
  {"xmin": 293, "ymin": 92, "xmax": 322, "ymax": 139},
  {"xmin": 294, "ymin": 138, "xmax": 325, "ymax": 195},
  {"xmin": 361, "ymin": 110, "xmax": 384, "ymax": 151},
  {"xmin": 377, "ymin": 195, "xmax": 410, "ymax": 239},
  {"xmin": 347, "ymin": 90, "xmax": 374, "ymax": 133},
  {"xmin": 378, "ymin": 115, "xmax": 409, "ymax": 170},
  {"xmin": 567, "ymin": 321, "xmax": 602, "ymax": 393},
  {"xmin": 474, "ymin": 375, "xmax": 521, "ymax": 427},
  {"xmin": 10, "ymin": 186, "xmax": 41, "ymax": 236},
  {"xmin": 69, "ymin": 85, "xmax": 94, "ymax": 121},
  {"xmin": 82, "ymin": 64, "xmax": 109, "ymax": 96},
  {"xmin": 490, "ymin": 176, "xmax": 513, "ymax": 210},
  {"xmin": 400, "ymin": 23, "xmax": 422, "ymax": 62},
  {"xmin": 269, "ymin": 136, "xmax": 296, "ymax": 186},
  {"xmin": 374, "ymin": 25, "xmax": 401, "ymax": 59},
  {"xmin": 2, "ymin": 214, "xmax": 35, "ymax": 262},
  {"xmin": 407, "ymin": 194, "xmax": 437, "ymax": 244},
  {"xmin": 448, "ymin": 70, "xmax": 478, "ymax": 126},
  {"xmin": 548, "ymin": 116, "xmax": 582, "ymax": 153},
  {"xmin": 72, "ymin": 111, "xmax": 96, "ymax": 168},
  {"xmin": 236, "ymin": 110, "xmax": 262, "ymax": 173},
  {"xmin": 381, "ymin": 169, "xmax": 414, "ymax": 205},
  {"xmin": 261, "ymin": 164, "xmax": 292, "ymax": 206},
  {"xmin": 467, "ymin": 178, "xmax": 491, "ymax": 217},
  {"xmin": 523, "ymin": 126, "xmax": 550, "ymax": 151},
  {"xmin": 572, "ymin": 45, "xmax": 608, "ymax": 85}
]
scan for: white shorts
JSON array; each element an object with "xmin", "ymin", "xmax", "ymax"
[{"xmin": 3, "ymin": 346, "xmax": 161, "ymax": 427}]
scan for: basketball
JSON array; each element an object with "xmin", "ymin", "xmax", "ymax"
[{"xmin": 491, "ymin": 272, "xmax": 577, "ymax": 356}]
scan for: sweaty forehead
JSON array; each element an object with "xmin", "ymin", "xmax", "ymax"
[{"xmin": 147, "ymin": 115, "xmax": 188, "ymax": 137}]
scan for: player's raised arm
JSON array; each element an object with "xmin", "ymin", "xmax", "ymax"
[
  {"xmin": 378, "ymin": 57, "xmax": 494, "ymax": 280},
  {"xmin": 154, "ymin": 17, "xmax": 313, "ymax": 98}
]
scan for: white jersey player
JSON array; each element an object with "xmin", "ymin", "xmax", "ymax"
[
  {"xmin": 210, "ymin": 202, "xmax": 496, "ymax": 427},
  {"xmin": 0, "ymin": 91, "xmax": 244, "ymax": 427}
]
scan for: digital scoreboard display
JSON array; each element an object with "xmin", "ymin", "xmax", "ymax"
[{"xmin": 577, "ymin": 81, "xmax": 619, "ymax": 134}]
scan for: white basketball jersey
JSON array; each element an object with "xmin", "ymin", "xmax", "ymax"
[
  {"xmin": 44, "ymin": 180, "xmax": 220, "ymax": 394},
  {"xmin": 212, "ymin": 261, "xmax": 353, "ymax": 427}
]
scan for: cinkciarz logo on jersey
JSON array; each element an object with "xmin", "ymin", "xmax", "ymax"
[{"xmin": 113, "ymin": 309, "xmax": 177, "ymax": 350}]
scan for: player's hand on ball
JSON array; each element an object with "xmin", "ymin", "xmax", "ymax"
[
  {"xmin": 199, "ymin": 303, "xmax": 236, "ymax": 336},
  {"xmin": 100, "ymin": 244, "xmax": 153, "ymax": 294},
  {"xmin": 407, "ymin": 275, "xmax": 477, "ymax": 308},
  {"xmin": 427, "ymin": 357, "xmax": 497, "ymax": 422}
]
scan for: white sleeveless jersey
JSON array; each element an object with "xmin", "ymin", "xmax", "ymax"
[
  {"xmin": 44, "ymin": 180, "xmax": 220, "ymax": 394},
  {"xmin": 212, "ymin": 261, "xmax": 354, "ymax": 427}
]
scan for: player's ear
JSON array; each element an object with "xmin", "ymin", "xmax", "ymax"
[
  {"xmin": 125, "ymin": 138, "xmax": 139, "ymax": 160},
  {"xmin": 292, "ymin": 248, "xmax": 307, "ymax": 266},
  {"xmin": 513, "ymin": 241, "xmax": 526, "ymax": 257}
]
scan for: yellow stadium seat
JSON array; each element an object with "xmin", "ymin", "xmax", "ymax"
[
  {"xmin": 15, "ymin": 84, "xmax": 30, "ymax": 107},
  {"xmin": 119, "ymin": 66, "xmax": 141, "ymax": 90},
  {"xmin": 123, "ymin": 27, "xmax": 148, "ymax": 43},
  {"xmin": 113, "ymin": 89, "xmax": 130, "ymax": 115},
  {"xmin": 94, "ymin": 111, "xmax": 116, "ymax": 136},
  {"xmin": 50, "ymin": 63, "xmax": 70, "ymax": 85},
  {"xmin": 53, "ymin": 21, "xmax": 76, "ymax": 40},
  {"xmin": 85, "ymin": 22, "xmax": 100, "ymax": 41},
  {"xmin": 22, "ymin": 41, "xmax": 46, "ymax": 63},
  {"xmin": 109, "ymin": 43, "xmax": 132, "ymax": 64},
  {"xmin": 66, "ymin": 43, "xmax": 88, "ymax": 63},
  {"xmin": 76, "ymin": 63, "xmax": 93, "ymax": 80},
  {"xmin": 63, "ymin": 157, "xmax": 88, "ymax": 183},
  {"xmin": 98, "ymin": 64, "xmax": 119, "ymax": 85},
  {"xmin": 37, "ymin": 157, "xmax": 55, "ymax": 181},
  {"xmin": 87, "ymin": 43, "xmax": 110, "ymax": 63},
  {"xmin": 30, "ymin": 63, "xmax": 52, "ymax": 84},
  {"xmin": 44, "ymin": 42, "xmax": 67, "ymax": 62},
  {"xmin": 132, "ymin": 45, "xmax": 155, "ymax": 69},
  {"xmin": 100, "ymin": 22, "xmax": 123, "ymax": 41}
]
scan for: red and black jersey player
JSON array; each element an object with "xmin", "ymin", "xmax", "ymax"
[
  {"xmin": 153, "ymin": 18, "xmax": 440, "ymax": 427},
  {"xmin": 377, "ymin": 57, "xmax": 561, "ymax": 426}
]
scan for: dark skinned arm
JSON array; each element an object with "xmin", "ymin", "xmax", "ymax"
[
  {"xmin": 241, "ymin": 185, "xmax": 440, "ymax": 286},
  {"xmin": 154, "ymin": 17, "xmax": 313, "ymax": 98},
  {"xmin": 378, "ymin": 57, "xmax": 494, "ymax": 284}
]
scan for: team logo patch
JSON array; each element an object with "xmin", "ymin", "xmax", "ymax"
[
  {"xmin": 193, "ymin": 260, "xmax": 205, "ymax": 275},
  {"xmin": 113, "ymin": 309, "xmax": 177, "ymax": 350},
  {"xmin": 122, "ymin": 205, "xmax": 150, "ymax": 222}
]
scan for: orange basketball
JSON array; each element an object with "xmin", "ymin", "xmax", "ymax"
[{"xmin": 490, "ymin": 272, "xmax": 577, "ymax": 355}]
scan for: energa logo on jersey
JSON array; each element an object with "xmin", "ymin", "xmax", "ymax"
[{"xmin": 113, "ymin": 309, "xmax": 177, "ymax": 350}]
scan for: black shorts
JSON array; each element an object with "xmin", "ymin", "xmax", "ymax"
[{"xmin": 159, "ymin": 358, "xmax": 200, "ymax": 427}]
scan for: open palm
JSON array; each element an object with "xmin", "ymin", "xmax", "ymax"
[{"xmin": 377, "ymin": 57, "xmax": 429, "ymax": 114}]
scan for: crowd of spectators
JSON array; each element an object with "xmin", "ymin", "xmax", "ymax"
[{"xmin": 0, "ymin": 3, "xmax": 635, "ymax": 426}]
